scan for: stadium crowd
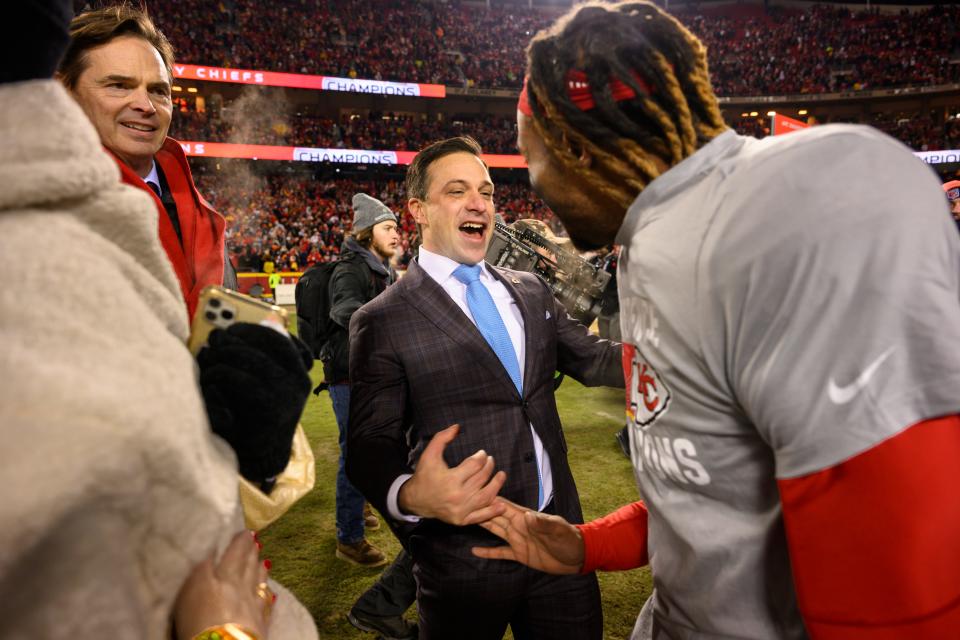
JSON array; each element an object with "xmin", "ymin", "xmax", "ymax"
[
  {"xmin": 691, "ymin": 3, "xmax": 960, "ymax": 96},
  {"xmin": 869, "ymin": 112, "xmax": 960, "ymax": 152},
  {"xmin": 170, "ymin": 109, "xmax": 520, "ymax": 154},
  {"xmin": 101, "ymin": 0, "xmax": 960, "ymax": 95},
  {"xmin": 730, "ymin": 112, "xmax": 960, "ymax": 150},
  {"xmin": 73, "ymin": 0, "xmax": 960, "ymax": 271},
  {"xmin": 171, "ymin": 100, "xmax": 960, "ymax": 155},
  {"xmin": 194, "ymin": 173, "xmax": 556, "ymax": 272}
]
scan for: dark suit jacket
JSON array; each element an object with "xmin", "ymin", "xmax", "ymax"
[{"xmin": 346, "ymin": 259, "xmax": 622, "ymax": 567}]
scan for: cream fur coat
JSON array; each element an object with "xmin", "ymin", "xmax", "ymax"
[{"xmin": 0, "ymin": 81, "xmax": 316, "ymax": 640}]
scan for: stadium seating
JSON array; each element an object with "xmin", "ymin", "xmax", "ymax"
[
  {"xmin": 194, "ymin": 173, "xmax": 555, "ymax": 272},
  {"xmin": 144, "ymin": 0, "xmax": 960, "ymax": 94},
  {"xmin": 82, "ymin": 0, "xmax": 957, "ymax": 270},
  {"xmin": 170, "ymin": 110, "xmax": 520, "ymax": 154}
]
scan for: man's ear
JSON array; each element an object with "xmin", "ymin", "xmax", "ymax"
[
  {"xmin": 576, "ymin": 145, "xmax": 593, "ymax": 168},
  {"xmin": 407, "ymin": 198, "xmax": 425, "ymax": 225},
  {"xmin": 560, "ymin": 132, "xmax": 592, "ymax": 168}
]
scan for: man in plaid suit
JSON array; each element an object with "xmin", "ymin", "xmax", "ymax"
[{"xmin": 346, "ymin": 136, "xmax": 623, "ymax": 640}]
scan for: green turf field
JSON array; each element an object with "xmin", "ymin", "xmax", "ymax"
[{"xmin": 260, "ymin": 322, "xmax": 652, "ymax": 638}]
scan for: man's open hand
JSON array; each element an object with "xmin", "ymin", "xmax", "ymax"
[
  {"xmin": 398, "ymin": 424, "xmax": 507, "ymax": 525},
  {"xmin": 472, "ymin": 498, "xmax": 585, "ymax": 575}
]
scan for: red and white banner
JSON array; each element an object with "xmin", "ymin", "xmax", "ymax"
[
  {"xmin": 179, "ymin": 141, "xmax": 526, "ymax": 168},
  {"xmin": 178, "ymin": 140, "xmax": 951, "ymax": 168},
  {"xmin": 770, "ymin": 113, "xmax": 810, "ymax": 136},
  {"xmin": 173, "ymin": 64, "xmax": 446, "ymax": 98}
]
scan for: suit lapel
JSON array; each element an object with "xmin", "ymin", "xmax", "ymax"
[{"xmin": 401, "ymin": 260, "xmax": 521, "ymax": 398}]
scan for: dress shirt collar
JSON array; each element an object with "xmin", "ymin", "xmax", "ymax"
[
  {"xmin": 143, "ymin": 160, "xmax": 161, "ymax": 197},
  {"xmin": 418, "ymin": 245, "xmax": 494, "ymax": 285}
]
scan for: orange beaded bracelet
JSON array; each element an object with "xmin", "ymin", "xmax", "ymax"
[{"xmin": 192, "ymin": 623, "xmax": 259, "ymax": 640}]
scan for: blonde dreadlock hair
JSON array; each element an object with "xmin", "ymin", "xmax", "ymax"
[{"xmin": 525, "ymin": 0, "xmax": 728, "ymax": 210}]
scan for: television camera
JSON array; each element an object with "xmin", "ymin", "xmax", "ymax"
[{"xmin": 485, "ymin": 219, "xmax": 613, "ymax": 326}]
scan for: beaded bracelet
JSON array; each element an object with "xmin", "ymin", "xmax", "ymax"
[{"xmin": 192, "ymin": 623, "xmax": 259, "ymax": 640}]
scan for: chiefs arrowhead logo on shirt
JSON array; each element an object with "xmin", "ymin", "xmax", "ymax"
[{"xmin": 623, "ymin": 344, "xmax": 671, "ymax": 429}]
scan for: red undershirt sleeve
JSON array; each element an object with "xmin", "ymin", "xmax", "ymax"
[
  {"xmin": 777, "ymin": 414, "xmax": 960, "ymax": 639},
  {"xmin": 575, "ymin": 501, "xmax": 649, "ymax": 574}
]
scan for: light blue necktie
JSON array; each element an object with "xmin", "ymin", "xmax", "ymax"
[
  {"xmin": 452, "ymin": 264, "xmax": 543, "ymax": 508},
  {"xmin": 452, "ymin": 264, "xmax": 522, "ymax": 394}
]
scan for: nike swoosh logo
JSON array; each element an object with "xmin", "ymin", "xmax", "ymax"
[{"xmin": 827, "ymin": 347, "xmax": 896, "ymax": 405}]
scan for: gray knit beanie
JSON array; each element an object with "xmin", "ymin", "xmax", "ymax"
[{"xmin": 352, "ymin": 193, "xmax": 398, "ymax": 232}]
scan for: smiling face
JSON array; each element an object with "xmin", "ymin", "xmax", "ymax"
[
  {"xmin": 408, "ymin": 152, "xmax": 495, "ymax": 265},
  {"xmin": 69, "ymin": 35, "xmax": 172, "ymax": 178}
]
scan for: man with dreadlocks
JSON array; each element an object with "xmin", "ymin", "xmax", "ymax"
[{"xmin": 473, "ymin": 1, "xmax": 960, "ymax": 638}]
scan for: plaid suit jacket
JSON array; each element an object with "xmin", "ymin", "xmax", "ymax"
[{"xmin": 346, "ymin": 258, "xmax": 623, "ymax": 565}]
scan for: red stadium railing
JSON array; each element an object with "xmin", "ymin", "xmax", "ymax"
[
  {"xmin": 178, "ymin": 140, "xmax": 957, "ymax": 168},
  {"xmin": 174, "ymin": 63, "xmax": 446, "ymax": 97},
  {"xmin": 179, "ymin": 141, "xmax": 527, "ymax": 168}
]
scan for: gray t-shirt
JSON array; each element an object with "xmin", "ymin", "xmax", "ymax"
[{"xmin": 616, "ymin": 126, "xmax": 960, "ymax": 639}]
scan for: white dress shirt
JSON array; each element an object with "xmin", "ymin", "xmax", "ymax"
[
  {"xmin": 387, "ymin": 246, "xmax": 555, "ymax": 521},
  {"xmin": 144, "ymin": 160, "xmax": 161, "ymax": 197}
]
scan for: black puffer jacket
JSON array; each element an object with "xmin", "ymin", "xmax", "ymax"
[{"xmin": 324, "ymin": 237, "xmax": 395, "ymax": 383}]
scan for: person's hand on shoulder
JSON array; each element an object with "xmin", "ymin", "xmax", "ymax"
[{"xmin": 198, "ymin": 323, "xmax": 313, "ymax": 483}]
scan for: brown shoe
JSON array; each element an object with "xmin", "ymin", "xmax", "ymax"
[
  {"xmin": 363, "ymin": 502, "xmax": 381, "ymax": 531},
  {"xmin": 336, "ymin": 539, "xmax": 387, "ymax": 567}
]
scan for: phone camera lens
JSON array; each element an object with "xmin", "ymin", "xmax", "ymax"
[
  {"xmin": 221, "ymin": 310, "xmax": 235, "ymax": 321},
  {"xmin": 205, "ymin": 311, "xmax": 217, "ymax": 321},
  {"xmin": 209, "ymin": 298, "xmax": 221, "ymax": 308}
]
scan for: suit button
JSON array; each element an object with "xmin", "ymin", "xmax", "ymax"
[
  {"xmin": 521, "ymin": 400, "xmax": 528, "ymax": 409},
  {"xmin": 523, "ymin": 452, "xmax": 534, "ymax": 463}
]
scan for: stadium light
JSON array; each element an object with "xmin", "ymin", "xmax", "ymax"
[
  {"xmin": 172, "ymin": 86, "xmax": 183, "ymax": 92},
  {"xmin": 798, "ymin": 109, "xmax": 808, "ymax": 115},
  {"xmin": 187, "ymin": 87, "xmax": 198, "ymax": 93},
  {"xmin": 741, "ymin": 112, "xmax": 749, "ymax": 117},
  {"xmin": 767, "ymin": 111, "xmax": 776, "ymax": 116},
  {"xmin": 749, "ymin": 111, "xmax": 759, "ymax": 117}
]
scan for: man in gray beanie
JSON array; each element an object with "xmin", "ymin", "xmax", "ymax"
[
  {"xmin": 327, "ymin": 193, "xmax": 399, "ymax": 564},
  {"xmin": 321, "ymin": 193, "xmax": 418, "ymax": 637}
]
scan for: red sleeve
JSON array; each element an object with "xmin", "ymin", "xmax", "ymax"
[
  {"xmin": 575, "ymin": 501, "xmax": 649, "ymax": 574},
  {"xmin": 778, "ymin": 414, "xmax": 960, "ymax": 639}
]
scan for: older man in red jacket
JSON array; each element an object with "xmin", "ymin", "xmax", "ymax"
[
  {"xmin": 58, "ymin": 5, "xmax": 235, "ymax": 319},
  {"xmin": 58, "ymin": 5, "xmax": 310, "ymax": 499}
]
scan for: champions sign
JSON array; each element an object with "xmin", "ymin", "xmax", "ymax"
[
  {"xmin": 915, "ymin": 149, "xmax": 960, "ymax": 166},
  {"xmin": 173, "ymin": 64, "xmax": 446, "ymax": 98},
  {"xmin": 293, "ymin": 147, "xmax": 406, "ymax": 164},
  {"xmin": 179, "ymin": 141, "xmax": 526, "ymax": 168},
  {"xmin": 178, "ymin": 140, "xmax": 950, "ymax": 168}
]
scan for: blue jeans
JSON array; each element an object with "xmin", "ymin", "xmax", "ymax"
[{"xmin": 329, "ymin": 383, "xmax": 365, "ymax": 544}]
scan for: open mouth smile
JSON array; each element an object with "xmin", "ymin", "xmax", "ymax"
[
  {"xmin": 459, "ymin": 221, "xmax": 487, "ymax": 240},
  {"xmin": 121, "ymin": 122, "xmax": 157, "ymax": 133}
]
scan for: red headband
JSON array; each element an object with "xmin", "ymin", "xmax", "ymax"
[
  {"xmin": 944, "ymin": 180, "xmax": 960, "ymax": 201},
  {"xmin": 518, "ymin": 70, "xmax": 653, "ymax": 116}
]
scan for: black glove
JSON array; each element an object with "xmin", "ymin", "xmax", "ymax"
[{"xmin": 197, "ymin": 323, "xmax": 313, "ymax": 483}]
